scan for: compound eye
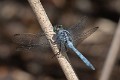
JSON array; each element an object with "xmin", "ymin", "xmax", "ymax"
[
  {"xmin": 57, "ymin": 25, "xmax": 61, "ymax": 28},
  {"xmin": 59, "ymin": 25, "xmax": 62, "ymax": 28}
]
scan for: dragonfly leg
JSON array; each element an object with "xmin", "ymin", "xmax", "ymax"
[
  {"xmin": 48, "ymin": 39, "xmax": 57, "ymax": 45},
  {"xmin": 65, "ymin": 45, "xmax": 68, "ymax": 53},
  {"xmin": 51, "ymin": 42, "xmax": 61, "ymax": 58},
  {"xmin": 51, "ymin": 51, "xmax": 60, "ymax": 58}
]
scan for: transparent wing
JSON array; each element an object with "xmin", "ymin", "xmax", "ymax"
[
  {"xmin": 73, "ymin": 27, "xmax": 99, "ymax": 45},
  {"xmin": 66, "ymin": 16, "xmax": 88, "ymax": 41},
  {"xmin": 13, "ymin": 33, "xmax": 50, "ymax": 51},
  {"xmin": 65, "ymin": 16, "xmax": 98, "ymax": 45}
]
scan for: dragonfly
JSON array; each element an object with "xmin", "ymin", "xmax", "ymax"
[{"xmin": 13, "ymin": 17, "xmax": 98, "ymax": 70}]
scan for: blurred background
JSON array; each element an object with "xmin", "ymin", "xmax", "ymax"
[{"xmin": 0, "ymin": 0, "xmax": 119, "ymax": 80}]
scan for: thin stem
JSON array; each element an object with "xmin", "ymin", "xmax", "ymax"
[
  {"xmin": 28, "ymin": 0, "xmax": 79, "ymax": 80},
  {"xmin": 99, "ymin": 18, "xmax": 120, "ymax": 80}
]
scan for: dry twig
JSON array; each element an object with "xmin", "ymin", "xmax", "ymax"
[
  {"xmin": 28, "ymin": 0, "xmax": 79, "ymax": 80},
  {"xmin": 99, "ymin": 18, "xmax": 120, "ymax": 80}
]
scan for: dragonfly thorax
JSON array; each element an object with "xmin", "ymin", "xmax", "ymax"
[{"xmin": 56, "ymin": 29, "xmax": 73, "ymax": 45}]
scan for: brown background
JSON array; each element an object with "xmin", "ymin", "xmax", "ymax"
[{"xmin": 0, "ymin": 0, "xmax": 119, "ymax": 80}]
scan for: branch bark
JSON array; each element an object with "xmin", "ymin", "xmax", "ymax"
[
  {"xmin": 28, "ymin": 0, "xmax": 79, "ymax": 80},
  {"xmin": 99, "ymin": 19, "xmax": 120, "ymax": 80}
]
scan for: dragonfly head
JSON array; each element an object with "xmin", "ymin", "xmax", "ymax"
[{"xmin": 54, "ymin": 25, "xmax": 63, "ymax": 32}]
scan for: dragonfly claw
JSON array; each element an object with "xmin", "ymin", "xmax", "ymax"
[{"xmin": 51, "ymin": 51, "xmax": 60, "ymax": 58}]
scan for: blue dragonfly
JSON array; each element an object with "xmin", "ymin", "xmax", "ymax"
[{"xmin": 13, "ymin": 17, "xmax": 98, "ymax": 70}]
